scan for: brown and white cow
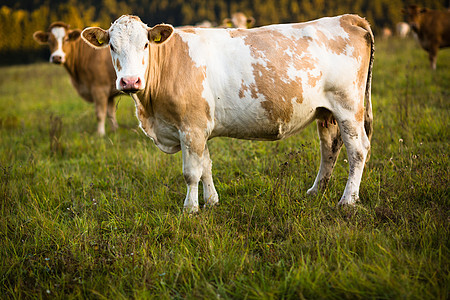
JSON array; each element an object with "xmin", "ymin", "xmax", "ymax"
[
  {"xmin": 82, "ymin": 15, "xmax": 374, "ymax": 212},
  {"xmin": 402, "ymin": 5, "xmax": 450, "ymax": 70},
  {"xmin": 33, "ymin": 22, "xmax": 121, "ymax": 135}
]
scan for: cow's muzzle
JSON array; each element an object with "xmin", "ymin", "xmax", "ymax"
[
  {"xmin": 50, "ymin": 55, "xmax": 63, "ymax": 64},
  {"xmin": 119, "ymin": 76, "xmax": 143, "ymax": 93}
]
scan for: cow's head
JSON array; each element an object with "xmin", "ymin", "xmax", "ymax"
[
  {"xmin": 222, "ymin": 12, "xmax": 256, "ymax": 29},
  {"xmin": 33, "ymin": 22, "xmax": 81, "ymax": 64},
  {"xmin": 81, "ymin": 15, "xmax": 174, "ymax": 93},
  {"xmin": 231, "ymin": 12, "xmax": 256, "ymax": 29},
  {"xmin": 402, "ymin": 5, "xmax": 428, "ymax": 32}
]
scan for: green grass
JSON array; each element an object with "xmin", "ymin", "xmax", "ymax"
[{"xmin": 0, "ymin": 37, "xmax": 449, "ymax": 299}]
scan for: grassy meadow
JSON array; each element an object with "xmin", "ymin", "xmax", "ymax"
[{"xmin": 0, "ymin": 37, "xmax": 449, "ymax": 299}]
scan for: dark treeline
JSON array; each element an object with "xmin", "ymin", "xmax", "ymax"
[{"xmin": 0, "ymin": 0, "xmax": 447, "ymax": 64}]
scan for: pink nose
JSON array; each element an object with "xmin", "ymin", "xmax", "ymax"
[{"xmin": 120, "ymin": 76, "xmax": 143, "ymax": 91}]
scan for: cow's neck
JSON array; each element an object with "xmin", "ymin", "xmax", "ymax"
[
  {"xmin": 138, "ymin": 34, "xmax": 207, "ymax": 133},
  {"xmin": 137, "ymin": 42, "xmax": 173, "ymax": 118},
  {"xmin": 62, "ymin": 40, "xmax": 82, "ymax": 84}
]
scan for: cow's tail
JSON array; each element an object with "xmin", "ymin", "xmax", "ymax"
[{"xmin": 357, "ymin": 18, "xmax": 374, "ymax": 162}]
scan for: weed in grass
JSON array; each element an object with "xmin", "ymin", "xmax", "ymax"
[{"xmin": 49, "ymin": 114, "xmax": 64, "ymax": 156}]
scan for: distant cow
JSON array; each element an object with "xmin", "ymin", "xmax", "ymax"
[
  {"xmin": 82, "ymin": 15, "xmax": 374, "ymax": 212},
  {"xmin": 382, "ymin": 27, "xmax": 393, "ymax": 40},
  {"xmin": 402, "ymin": 5, "xmax": 450, "ymax": 69},
  {"xmin": 396, "ymin": 22, "xmax": 410, "ymax": 38},
  {"xmin": 222, "ymin": 12, "xmax": 256, "ymax": 28},
  {"xmin": 33, "ymin": 22, "xmax": 121, "ymax": 135},
  {"xmin": 195, "ymin": 20, "xmax": 214, "ymax": 28}
]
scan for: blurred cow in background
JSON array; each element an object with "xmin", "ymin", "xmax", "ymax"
[
  {"xmin": 396, "ymin": 22, "xmax": 410, "ymax": 38},
  {"xmin": 33, "ymin": 22, "xmax": 121, "ymax": 135},
  {"xmin": 222, "ymin": 12, "xmax": 256, "ymax": 28},
  {"xmin": 402, "ymin": 5, "xmax": 450, "ymax": 70},
  {"xmin": 195, "ymin": 20, "xmax": 215, "ymax": 28},
  {"xmin": 382, "ymin": 27, "xmax": 392, "ymax": 40}
]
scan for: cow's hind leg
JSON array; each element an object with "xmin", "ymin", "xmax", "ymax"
[
  {"xmin": 307, "ymin": 116, "xmax": 343, "ymax": 196},
  {"xmin": 337, "ymin": 118, "xmax": 370, "ymax": 206}
]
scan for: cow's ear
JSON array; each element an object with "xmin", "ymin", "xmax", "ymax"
[
  {"xmin": 68, "ymin": 29, "xmax": 81, "ymax": 42},
  {"xmin": 246, "ymin": 16, "xmax": 255, "ymax": 28},
  {"xmin": 33, "ymin": 31, "xmax": 49, "ymax": 44},
  {"xmin": 223, "ymin": 18, "xmax": 233, "ymax": 28},
  {"xmin": 81, "ymin": 27, "xmax": 109, "ymax": 49},
  {"xmin": 149, "ymin": 24, "xmax": 174, "ymax": 44}
]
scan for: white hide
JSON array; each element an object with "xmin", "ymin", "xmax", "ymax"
[
  {"xmin": 108, "ymin": 16, "xmax": 150, "ymax": 90},
  {"xmin": 178, "ymin": 28, "xmax": 270, "ymax": 138},
  {"xmin": 50, "ymin": 27, "xmax": 67, "ymax": 63}
]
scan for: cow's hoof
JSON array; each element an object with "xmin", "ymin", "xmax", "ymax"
[
  {"xmin": 204, "ymin": 201, "xmax": 219, "ymax": 209},
  {"xmin": 183, "ymin": 205, "xmax": 199, "ymax": 214},
  {"xmin": 337, "ymin": 196, "xmax": 358, "ymax": 206},
  {"xmin": 111, "ymin": 121, "xmax": 119, "ymax": 132},
  {"xmin": 204, "ymin": 194, "xmax": 219, "ymax": 208},
  {"xmin": 306, "ymin": 187, "xmax": 318, "ymax": 196}
]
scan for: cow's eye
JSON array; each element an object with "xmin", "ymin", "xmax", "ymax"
[
  {"xmin": 110, "ymin": 44, "xmax": 115, "ymax": 52},
  {"xmin": 144, "ymin": 42, "xmax": 149, "ymax": 49}
]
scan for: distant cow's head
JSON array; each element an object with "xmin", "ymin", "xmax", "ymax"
[
  {"xmin": 81, "ymin": 15, "xmax": 174, "ymax": 93},
  {"xmin": 222, "ymin": 12, "xmax": 255, "ymax": 29},
  {"xmin": 231, "ymin": 12, "xmax": 255, "ymax": 29},
  {"xmin": 33, "ymin": 22, "xmax": 81, "ymax": 64},
  {"xmin": 402, "ymin": 5, "xmax": 428, "ymax": 32}
]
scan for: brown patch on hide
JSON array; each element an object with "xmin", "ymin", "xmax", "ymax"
[
  {"xmin": 231, "ymin": 27, "xmax": 324, "ymax": 123},
  {"xmin": 116, "ymin": 58, "xmax": 122, "ymax": 71}
]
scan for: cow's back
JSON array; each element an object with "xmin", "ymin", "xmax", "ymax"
[{"xmin": 171, "ymin": 15, "xmax": 372, "ymax": 141}]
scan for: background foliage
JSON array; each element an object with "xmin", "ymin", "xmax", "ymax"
[{"xmin": 0, "ymin": 0, "xmax": 448, "ymax": 64}]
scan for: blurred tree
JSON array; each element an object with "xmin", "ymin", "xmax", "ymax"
[
  {"xmin": 24, "ymin": 6, "xmax": 50, "ymax": 50},
  {"xmin": 97, "ymin": 0, "xmax": 132, "ymax": 28},
  {"xmin": 0, "ymin": 6, "xmax": 13, "ymax": 51},
  {"xmin": 0, "ymin": 0, "xmax": 448, "ymax": 64}
]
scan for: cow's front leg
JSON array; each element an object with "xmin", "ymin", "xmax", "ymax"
[
  {"xmin": 428, "ymin": 47, "xmax": 438, "ymax": 70},
  {"xmin": 201, "ymin": 145, "xmax": 219, "ymax": 208},
  {"xmin": 180, "ymin": 131, "xmax": 211, "ymax": 213}
]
